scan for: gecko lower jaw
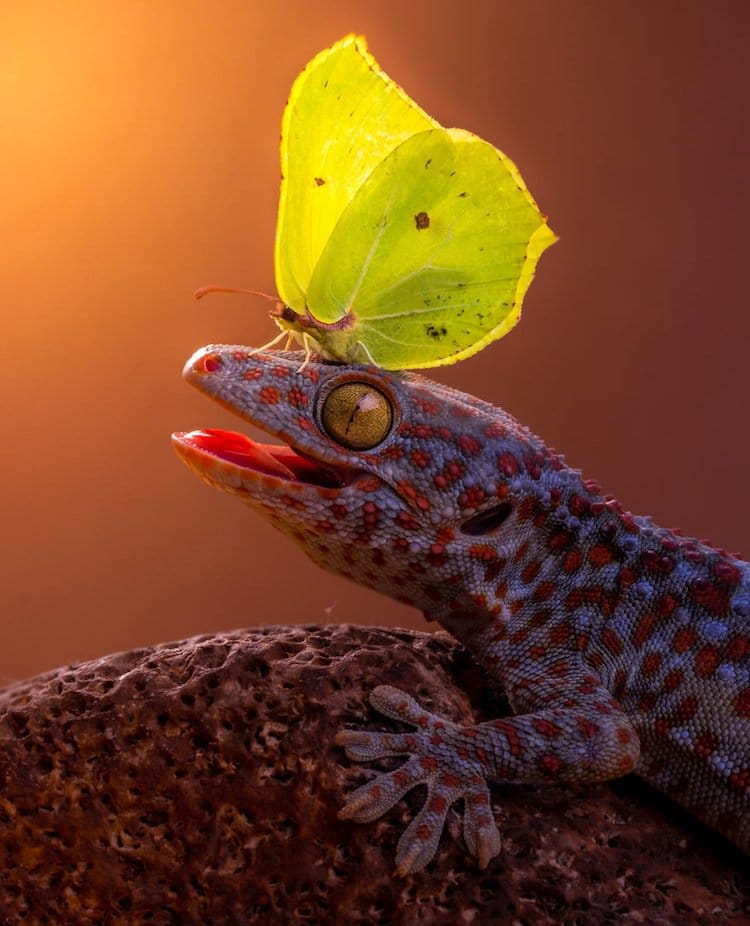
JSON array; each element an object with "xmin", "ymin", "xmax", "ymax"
[{"xmin": 171, "ymin": 428, "xmax": 356, "ymax": 489}]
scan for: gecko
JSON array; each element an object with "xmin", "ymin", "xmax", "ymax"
[{"xmin": 172, "ymin": 345, "xmax": 750, "ymax": 876}]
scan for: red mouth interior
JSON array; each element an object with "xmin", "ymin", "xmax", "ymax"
[{"xmin": 182, "ymin": 429, "xmax": 343, "ymax": 487}]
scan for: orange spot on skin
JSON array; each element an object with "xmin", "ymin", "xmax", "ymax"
[
  {"xmin": 440, "ymin": 773, "xmax": 461, "ymax": 789},
  {"xmin": 641, "ymin": 651, "xmax": 662, "ymax": 676},
  {"xmin": 576, "ymin": 718, "xmax": 598, "ymax": 739},
  {"xmin": 533, "ymin": 718, "xmax": 561, "ymax": 738},
  {"xmin": 538, "ymin": 754, "xmax": 562, "ymax": 776},
  {"xmin": 498, "ymin": 452, "xmax": 518, "ymax": 476},
  {"xmin": 549, "ymin": 622, "xmax": 572, "ymax": 645},
  {"xmin": 690, "ymin": 580, "xmax": 730, "ymax": 615},
  {"xmin": 521, "ymin": 561, "xmax": 541, "ymax": 583},
  {"xmin": 633, "ymin": 612, "xmax": 658, "ymax": 647},
  {"xmin": 259, "ymin": 386, "xmax": 281, "ymax": 404},
  {"xmin": 714, "ymin": 561, "xmax": 740, "ymax": 583},
  {"xmin": 735, "ymin": 687, "xmax": 750, "ymax": 717},
  {"xmin": 492, "ymin": 720, "xmax": 522, "ymax": 757},
  {"xmin": 656, "ymin": 594, "xmax": 678, "ymax": 615},
  {"xmin": 534, "ymin": 581, "xmax": 555, "ymax": 602},
  {"xmin": 618, "ymin": 754, "xmax": 636, "ymax": 773},
  {"xmin": 602, "ymin": 626, "xmax": 624, "ymax": 657},
  {"xmin": 694, "ymin": 732, "xmax": 718, "ymax": 757},
  {"xmin": 589, "ymin": 544, "xmax": 613, "ymax": 566},
  {"xmin": 728, "ymin": 769, "xmax": 750, "ymax": 791},
  {"xmin": 619, "ymin": 567, "xmax": 636, "ymax": 588},
  {"xmin": 695, "ymin": 645, "xmax": 720, "ymax": 677},
  {"xmin": 728, "ymin": 635, "xmax": 750, "ymax": 662},
  {"xmin": 549, "ymin": 531, "xmax": 573, "ymax": 551},
  {"xmin": 470, "ymin": 544, "xmax": 496, "ymax": 563},
  {"xmin": 673, "ymin": 626, "xmax": 697, "ymax": 653}
]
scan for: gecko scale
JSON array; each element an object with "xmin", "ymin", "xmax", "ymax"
[{"xmin": 173, "ymin": 346, "xmax": 750, "ymax": 875}]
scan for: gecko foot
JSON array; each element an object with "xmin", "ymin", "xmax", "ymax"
[{"xmin": 336, "ymin": 685, "xmax": 501, "ymax": 875}]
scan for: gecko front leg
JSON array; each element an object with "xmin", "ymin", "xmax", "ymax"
[
  {"xmin": 336, "ymin": 672, "xmax": 640, "ymax": 875},
  {"xmin": 337, "ymin": 686, "xmax": 501, "ymax": 875}
]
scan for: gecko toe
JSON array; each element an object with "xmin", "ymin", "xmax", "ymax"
[
  {"xmin": 463, "ymin": 780, "xmax": 501, "ymax": 867},
  {"xmin": 335, "ymin": 728, "xmax": 420, "ymax": 761},
  {"xmin": 370, "ymin": 685, "xmax": 439, "ymax": 725},
  {"xmin": 394, "ymin": 797, "xmax": 450, "ymax": 875},
  {"xmin": 338, "ymin": 755, "xmax": 425, "ymax": 822}
]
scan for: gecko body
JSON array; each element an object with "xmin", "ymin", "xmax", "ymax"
[{"xmin": 173, "ymin": 346, "xmax": 750, "ymax": 874}]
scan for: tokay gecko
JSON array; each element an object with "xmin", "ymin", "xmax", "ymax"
[{"xmin": 173, "ymin": 346, "xmax": 750, "ymax": 875}]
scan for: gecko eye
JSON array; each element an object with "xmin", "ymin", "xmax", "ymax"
[{"xmin": 321, "ymin": 382, "xmax": 393, "ymax": 451}]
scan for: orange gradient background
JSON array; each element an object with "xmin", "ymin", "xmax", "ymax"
[{"xmin": 3, "ymin": 2, "xmax": 749, "ymax": 679}]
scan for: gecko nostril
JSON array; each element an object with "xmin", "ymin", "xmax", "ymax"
[{"xmin": 199, "ymin": 355, "xmax": 222, "ymax": 373}]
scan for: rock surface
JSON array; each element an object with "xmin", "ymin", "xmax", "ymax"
[{"xmin": 0, "ymin": 624, "xmax": 747, "ymax": 924}]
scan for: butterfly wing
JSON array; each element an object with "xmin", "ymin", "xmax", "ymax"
[
  {"xmin": 305, "ymin": 127, "xmax": 557, "ymax": 369},
  {"xmin": 275, "ymin": 34, "xmax": 437, "ymax": 317}
]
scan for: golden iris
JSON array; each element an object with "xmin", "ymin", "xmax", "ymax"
[{"xmin": 320, "ymin": 382, "xmax": 393, "ymax": 451}]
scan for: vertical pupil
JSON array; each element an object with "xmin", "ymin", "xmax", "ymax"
[{"xmin": 346, "ymin": 402, "xmax": 361, "ymax": 436}]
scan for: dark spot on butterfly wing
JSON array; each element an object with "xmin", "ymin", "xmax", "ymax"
[
  {"xmin": 415, "ymin": 211, "xmax": 430, "ymax": 230},
  {"xmin": 314, "ymin": 177, "xmax": 326, "ymax": 186}
]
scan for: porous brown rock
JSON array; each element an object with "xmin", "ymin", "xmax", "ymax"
[{"xmin": 0, "ymin": 624, "xmax": 747, "ymax": 924}]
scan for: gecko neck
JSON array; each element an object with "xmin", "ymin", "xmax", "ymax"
[{"xmin": 422, "ymin": 457, "xmax": 672, "ymax": 637}]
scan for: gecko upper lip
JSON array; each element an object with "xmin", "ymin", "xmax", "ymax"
[{"xmin": 173, "ymin": 428, "xmax": 350, "ymax": 489}]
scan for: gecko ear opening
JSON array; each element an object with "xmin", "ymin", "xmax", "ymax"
[{"xmin": 460, "ymin": 501, "xmax": 512, "ymax": 536}]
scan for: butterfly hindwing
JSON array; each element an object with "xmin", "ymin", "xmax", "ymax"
[{"xmin": 305, "ymin": 127, "xmax": 556, "ymax": 368}]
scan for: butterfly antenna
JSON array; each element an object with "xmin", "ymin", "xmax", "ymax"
[{"xmin": 193, "ymin": 285, "xmax": 280, "ymax": 304}]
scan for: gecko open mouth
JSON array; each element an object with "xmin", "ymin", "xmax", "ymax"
[{"xmin": 173, "ymin": 428, "xmax": 348, "ymax": 489}]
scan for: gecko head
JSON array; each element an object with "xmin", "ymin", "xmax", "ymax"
[{"xmin": 173, "ymin": 345, "xmax": 550, "ymax": 616}]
